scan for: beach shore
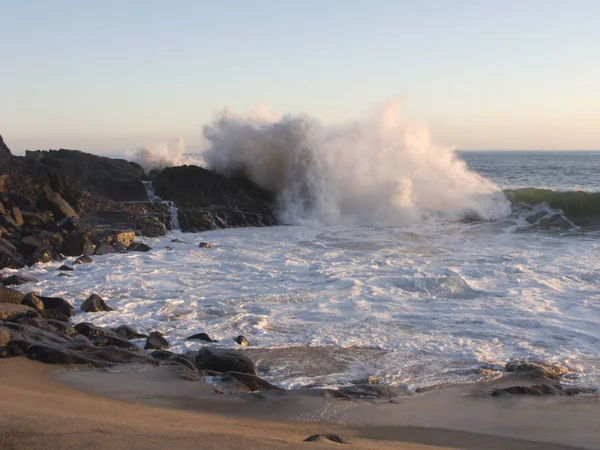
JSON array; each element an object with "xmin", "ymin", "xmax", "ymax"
[{"xmin": 1, "ymin": 358, "xmax": 596, "ymax": 450}]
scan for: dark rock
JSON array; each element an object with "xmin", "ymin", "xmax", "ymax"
[
  {"xmin": 144, "ymin": 331, "xmax": 170, "ymax": 350},
  {"xmin": 94, "ymin": 242, "xmax": 115, "ymax": 255},
  {"xmin": 195, "ymin": 347, "xmax": 257, "ymax": 375},
  {"xmin": 234, "ymin": 335, "xmax": 249, "ymax": 346},
  {"xmin": 505, "ymin": 359, "xmax": 568, "ymax": 379},
  {"xmin": 216, "ymin": 371, "xmax": 283, "ymax": 392},
  {"xmin": 20, "ymin": 235, "xmax": 44, "ymax": 250},
  {"xmin": 26, "ymin": 344, "xmax": 107, "ymax": 367},
  {"xmin": 37, "ymin": 309, "xmax": 70, "ymax": 322},
  {"xmin": 91, "ymin": 335, "xmax": 140, "ymax": 350},
  {"xmin": 0, "ymin": 286, "xmax": 25, "ymax": 304},
  {"xmin": 304, "ymin": 434, "xmax": 347, "ymax": 444},
  {"xmin": 151, "ymin": 165, "xmax": 277, "ymax": 233},
  {"xmin": 0, "ymin": 238, "xmax": 26, "ymax": 269},
  {"xmin": 113, "ymin": 325, "xmax": 148, "ymax": 339},
  {"xmin": 171, "ymin": 239, "xmax": 184, "ymax": 243},
  {"xmin": 88, "ymin": 346, "xmax": 153, "ymax": 365},
  {"xmin": 0, "ymin": 134, "xmax": 12, "ymax": 167},
  {"xmin": 58, "ymin": 265, "xmax": 74, "ymax": 271},
  {"xmin": 338, "ymin": 384, "xmax": 404, "ymax": 400},
  {"xmin": 21, "ymin": 292, "xmax": 45, "ymax": 310},
  {"xmin": 59, "ymin": 232, "xmax": 93, "ymax": 257},
  {"xmin": 80, "ymin": 293, "xmax": 114, "ymax": 313},
  {"xmin": 1, "ymin": 274, "xmax": 38, "ymax": 286},
  {"xmin": 0, "ymin": 340, "xmax": 29, "ymax": 358},
  {"xmin": 74, "ymin": 255, "xmax": 93, "ymax": 265},
  {"xmin": 29, "ymin": 247, "xmax": 53, "ymax": 265},
  {"xmin": 150, "ymin": 350, "xmax": 175, "ymax": 360},
  {"xmin": 58, "ymin": 216, "xmax": 80, "ymax": 233},
  {"xmin": 74, "ymin": 322, "xmax": 119, "ymax": 338},
  {"xmin": 0, "ymin": 326, "xmax": 12, "ymax": 347},
  {"xmin": 168, "ymin": 355, "xmax": 198, "ymax": 373},
  {"xmin": 186, "ymin": 332, "xmax": 217, "ymax": 342},
  {"xmin": 39, "ymin": 296, "xmax": 74, "ymax": 317},
  {"xmin": 491, "ymin": 384, "xmax": 597, "ymax": 396},
  {"xmin": 199, "ymin": 242, "xmax": 212, "ymax": 248},
  {"xmin": 127, "ymin": 242, "xmax": 152, "ymax": 252},
  {"xmin": 36, "ymin": 190, "xmax": 79, "ymax": 220}
]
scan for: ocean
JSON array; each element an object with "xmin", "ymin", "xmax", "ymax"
[{"xmin": 8, "ymin": 101, "xmax": 600, "ymax": 392}]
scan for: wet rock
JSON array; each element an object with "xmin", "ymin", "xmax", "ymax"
[
  {"xmin": 505, "ymin": 359, "xmax": 568, "ymax": 379},
  {"xmin": 216, "ymin": 371, "xmax": 283, "ymax": 392},
  {"xmin": 150, "ymin": 350, "xmax": 175, "ymax": 360},
  {"xmin": 91, "ymin": 335, "xmax": 140, "ymax": 350},
  {"xmin": 127, "ymin": 242, "xmax": 152, "ymax": 252},
  {"xmin": 187, "ymin": 332, "xmax": 217, "ymax": 342},
  {"xmin": 89, "ymin": 346, "xmax": 153, "ymax": 365},
  {"xmin": 74, "ymin": 322, "xmax": 119, "ymax": 338},
  {"xmin": 26, "ymin": 344, "xmax": 107, "ymax": 367},
  {"xmin": 80, "ymin": 293, "xmax": 114, "ymax": 312},
  {"xmin": 12, "ymin": 207, "xmax": 24, "ymax": 226},
  {"xmin": 195, "ymin": 347, "xmax": 257, "ymax": 375},
  {"xmin": 199, "ymin": 242, "xmax": 211, "ymax": 248},
  {"xmin": 37, "ymin": 309, "xmax": 70, "ymax": 322},
  {"xmin": 491, "ymin": 384, "xmax": 597, "ymax": 396},
  {"xmin": 234, "ymin": 335, "xmax": 249, "ymax": 346},
  {"xmin": 1, "ymin": 274, "xmax": 38, "ymax": 286},
  {"xmin": 58, "ymin": 216, "xmax": 80, "ymax": 233},
  {"xmin": 0, "ymin": 340, "xmax": 30, "ymax": 358},
  {"xmin": 338, "ymin": 384, "xmax": 405, "ymax": 400},
  {"xmin": 113, "ymin": 325, "xmax": 148, "ymax": 339},
  {"xmin": 144, "ymin": 331, "xmax": 170, "ymax": 350},
  {"xmin": 304, "ymin": 434, "xmax": 347, "ymax": 444},
  {"xmin": 29, "ymin": 247, "xmax": 53, "ymax": 265},
  {"xmin": 21, "ymin": 292, "xmax": 45, "ymax": 310},
  {"xmin": 171, "ymin": 239, "xmax": 184, "ymax": 243},
  {"xmin": 39, "ymin": 296, "xmax": 74, "ymax": 317},
  {"xmin": 0, "ymin": 286, "xmax": 25, "ymax": 304},
  {"xmin": 73, "ymin": 255, "xmax": 93, "ymax": 265},
  {"xmin": 58, "ymin": 265, "xmax": 74, "ymax": 271},
  {"xmin": 94, "ymin": 242, "xmax": 115, "ymax": 255}
]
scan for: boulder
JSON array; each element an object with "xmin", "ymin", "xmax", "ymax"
[
  {"xmin": 144, "ymin": 331, "xmax": 170, "ymax": 350},
  {"xmin": 58, "ymin": 265, "xmax": 74, "ymax": 271},
  {"xmin": 195, "ymin": 347, "xmax": 257, "ymax": 375},
  {"xmin": 1, "ymin": 274, "xmax": 39, "ymax": 286},
  {"xmin": 39, "ymin": 296, "xmax": 74, "ymax": 317},
  {"xmin": 11, "ymin": 207, "xmax": 24, "ymax": 226},
  {"xmin": 21, "ymin": 292, "xmax": 45, "ymax": 310},
  {"xmin": 338, "ymin": 384, "xmax": 404, "ymax": 400},
  {"xmin": 80, "ymin": 293, "xmax": 114, "ymax": 313},
  {"xmin": 36, "ymin": 190, "xmax": 79, "ymax": 220},
  {"xmin": 0, "ymin": 303, "xmax": 35, "ymax": 321},
  {"xmin": 104, "ymin": 230, "xmax": 135, "ymax": 248},
  {"xmin": 74, "ymin": 322, "xmax": 120, "ymax": 338},
  {"xmin": 215, "ymin": 371, "xmax": 282, "ymax": 392},
  {"xmin": 0, "ymin": 326, "xmax": 12, "ymax": 347},
  {"xmin": 186, "ymin": 332, "xmax": 217, "ymax": 342},
  {"xmin": 29, "ymin": 247, "xmax": 53, "ymax": 265},
  {"xmin": 127, "ymin": 242, "xmax": 152, "ymax": 252},
  {"xmin": 199, "ymin": 242, "xmax": 212, "ymax": 248},
  {"xmin": 59, "ymin": 232, "xmax": 93, "ymax": 257},
  {"xmin": 505, "ymin": 359, "xmax": 568, "ymax": 379},
  {"xmin": 0, "ymin": 238, "xmax": 25, "ymax": 269},
  {"xmin": 26, "ymin": 344, "xmax": 107, "ymax": 367},
  {"xmin": 112, "ymin": 325, "xmax": 148, "ymax": 339},
  {"xmin": 90, "ymin": 335, "xmax": 139, "ymax": 350},
  {"xmin": 0, "ymin": 286, "xmax": 25, "ymax": 304},
  {"xmin": 234, "ymin": 335, "xmax": 249, "ymax": 346},
  {"xmin": 94, "ymin": 242, "xmax": 115, "ymax": 255}
]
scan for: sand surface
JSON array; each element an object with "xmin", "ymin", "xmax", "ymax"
[{"xmin": 0, "ymin": 358, "xmax": 596, "ymax": 449}]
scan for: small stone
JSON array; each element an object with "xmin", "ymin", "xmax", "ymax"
[
  {"xmin": 144, "ymin": 331, "xmax": 170, "ymax": 350},
  {"xmin": 186, "ymin": 332, "xmax": 217, "ymax": 342},
  {"xmin": 234, "ymin": 335, "xmax": 249, "ymax": 346},
  {"xmin": 171, "ymin": 239, "xmax": 184, "ymax": 243},
  {"xmin": 198, "ymin": 242, "xmax": 211, "ymax": 248},
  {"xmin": 58, "ymin": 265, "xmax": 74, "ymax": 271}
]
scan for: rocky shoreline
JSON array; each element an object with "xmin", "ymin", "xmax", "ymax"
[{"xmin": 1, "ymin": 134, "xmax": 598, "ymax": 402}]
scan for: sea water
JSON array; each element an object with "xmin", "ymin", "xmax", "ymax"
[{"xmin": 6, "ymin": 104, "xmax": 600, "ymax": 391}]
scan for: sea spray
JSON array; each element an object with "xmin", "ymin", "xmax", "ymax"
[
  {"xmin": 141, "ymin": 180, "xmax": 180, "ymax": 230},
  {"xmin": 202, "ymin": 99, "xmax": 512, "ymax": 225},
  {"xmin": 132, "ymin": 138, "xmax": 203, "ymax": 173}
]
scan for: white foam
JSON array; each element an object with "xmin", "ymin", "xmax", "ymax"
[{"xmin": 8, "ymin": 219, "xmax": 600, "ymax": 390}]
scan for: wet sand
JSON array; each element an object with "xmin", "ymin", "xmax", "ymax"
[{"xmin": 1, "ymin": 358, "xmax": 598, "ymax": 449}]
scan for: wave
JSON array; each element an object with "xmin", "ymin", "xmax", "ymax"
[
  {"xmin": 201, "ymin": 99, "xmax": 511, "ymax": 225},
  {"xmin": 504, "ymin": 188, "xmax": 600, "ymax": 223}
]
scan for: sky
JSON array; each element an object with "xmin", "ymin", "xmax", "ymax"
[{"xmin": 1, "ymin": 0, "xmax": 599, "ymax": 155}]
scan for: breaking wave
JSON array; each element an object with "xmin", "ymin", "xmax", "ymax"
[
  {"xmin": 202, "ymin": 99, "xmax": 511, "ymax": 225},
  {"xmin": 505, "ymin": 188, "xmax": 600, "ymax": 224}
]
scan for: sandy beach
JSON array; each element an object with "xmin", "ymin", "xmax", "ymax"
[{"xmin": 1, "ymin": 358, "xmax": 597, "ymax": 450}]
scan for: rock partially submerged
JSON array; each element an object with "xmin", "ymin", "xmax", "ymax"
[
  {"xmin": 80, "ymin": 294, "xmax": 114, "ymax": 313},
  {"xmin": 195, "ymin": 347, "xmax": 258, "ymax": 375},
  {"xmin": 144, "ymin": 331, "xmax": 170, "ymax": 350},
  {"xmin": 187, "ymin": 332, "xmax": 217, "ymax": 342},
  {"xmin": 505, "ymin": 359, "xmax": 568, "ymax": 379},
  {"xmin": 491, "ymin": 384, "xmax": 596, "ymax": 396}
]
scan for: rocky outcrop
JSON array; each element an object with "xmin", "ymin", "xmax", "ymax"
[{"xmin": 151, "ymin": 165, "xmax": 277, "ymax": 232}]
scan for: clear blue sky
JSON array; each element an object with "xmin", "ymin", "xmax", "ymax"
[{"xmin": 1, "ymin": 0, "xmax": 599, "ymax": 154}]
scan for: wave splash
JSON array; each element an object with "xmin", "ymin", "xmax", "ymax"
[{"xmin": 201, "ymin": 99, "xmax": 511, "ymax": 225}]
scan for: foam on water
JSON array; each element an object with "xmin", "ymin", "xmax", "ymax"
[{"xmin": 9, "ymin": 217, "xmax": 600, "ymax": 390}]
